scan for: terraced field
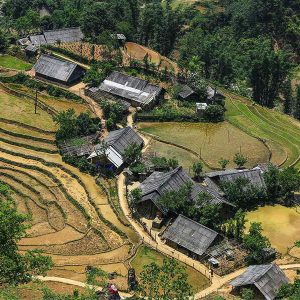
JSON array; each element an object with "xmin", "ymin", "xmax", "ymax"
[
  {"xmin": 223, "ymin": 89, "xmax": 300, "ymax": 168},
  {"xmin": 0, "ymin": 86, "xmax": 139, "ymax": 291}
]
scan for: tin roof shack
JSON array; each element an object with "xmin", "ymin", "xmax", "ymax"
[
  {"xmin": 162, "ymin": 215, "xmax": 219, "ymax": 260},
  {"xmin": 29, "ymin": 34, "xmax": 47, "ymax": 46},
  {"xmin": 196, "ymin": 102, "xmax": 208, "ymax": 117},
  {"xmin": 34, "ymin": 54, "xmax": 85, "ymax": 86},
  {"xmin": 136, "ymin": 166, "xmax": 234, "ymax": 220},
  {"xmin": 206, "ymin": 168, "xmax": 265, "ymax": 189},
  {"xmin": 230, "ymin": 264, "xmax": 289, "ymax": 300},
  {"xmin": 25, "ymin": 44, "xmax": 38, "ymax": 57},
  {"xmin": 88, "ymin": 127, "xmax": 144, "ymax": 169},
  {"xmin": 86, "ymin": 71, "xmax": 163, "ymax": 110}
]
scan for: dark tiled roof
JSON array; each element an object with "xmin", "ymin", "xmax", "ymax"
[
  {"xmin": 206, "ymin": 168, "xmax": 265, "ymax": 188},
  {"xmin": 207, "ymin": 86, "xmax": 225, "ymax": 100},
  {"xmin": 98, "ymin": 71, "xmax": 162, "ymax": 106},
  {"xmin": 178, "ymin": 85, "xmax": 196, "ymax": 99},
  {"xmin": 29, "ymin": 34, "xmax": 47, "ymax": 46},
  {"xmin": 99, "ymin": 127, "xmax": 143, "ymax": 156},
  {"xmin": 34, "ymin": 54, "xmax": 79, "ymax": 82},
  {"xmin": 138, "ymin": 167, "xmax": 233, "ymax": 214},
  {"xmin": 230, "ymin": 264, "xmax": 289, "ymax": 300},
  {"xmin": 163, "ymin": 215, "xmax": 218, "ymax": 256},
  {"xmin": 44, "ymin": 27, "xmax": 84, "ymax": 44}
]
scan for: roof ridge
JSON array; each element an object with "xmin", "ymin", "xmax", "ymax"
[
  {"xmin": 112, "ymin": 71, "xmax": 149, "ymax": 85},
  {"xmin": 253, "ymin": 264, "xmax": 274, "ymax": 282},
  {"xmin": 157, "ymin": 166, "xmax": 185, "ymax": 193},
  {"xmin": 178, "ymin": 214, "xmax": 218, "ymax": 235}
]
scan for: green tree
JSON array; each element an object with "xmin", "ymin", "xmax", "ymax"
[
  {"xmin": 294, "ymin": 85, "xmax": 300, "ymax": 120},
  {"xmin": 124, "ymin": 143, "xmax": 142, "ymax": 165},
  {"xmin": 192, "ymin": 161, "xmax": 203, "ymax": 181},
  {"xmin": 0, "ymin": 30, "xmax": 9, "ymax": 53},
  {"xmin": 138, "ymin": 259, "xmax": 192, "ymax": 300},
  {"xmin": 243, "ymin": 222, "xmax": 271, "ymax": 264},
  {"xmin": 277, "ymin": 280, "xmax": 300, "ymax": 299},
  {"xmin": 204, "ymin": 105, "xmax": 225, "ymax": 122},
  {"xmin": 241, "ymin": 288, "xmax": 254, "ymax": 300},
  {"xmin": 0, "ymin": 182, "xmax": 53, "ymax": 284},
  {"xmin": 233, "ymin": 152, "xmax": 248, "ymax": 168},
  {"xmin": 263, "ymin": 164, "xmax": 281, "ymax": 199},
  {"xmin": 279, "ymin": 167, "xmax": 300, "ymax": 204},
  {"xmin": 53, "ymin": 109, "xmax": 77, "ymax": 140},
  {"xmin": 218, "ymin": 158, "xmax": 230, "ymax": 170}
]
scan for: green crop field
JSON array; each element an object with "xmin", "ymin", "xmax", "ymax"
[
  {"xmin": 138, "ymin": 121, "xmax": 270, "ymax": 169},
  {"xmin": 223, "ymin": 89, "xmax": 300, "ymax": 168},
  {"xmin": 131, "ymin": 245, "xmax": 210, "ymax": 293},
  {"xmin": 0, "ymin": 55, "xmax": 32, "ymax": 71}
]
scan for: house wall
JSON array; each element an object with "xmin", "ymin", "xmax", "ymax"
[{"xmin": 136, "ymin": 200, "xmax": 160, "ymax": 220}]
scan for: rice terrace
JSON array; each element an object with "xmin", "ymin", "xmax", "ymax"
[{"xmin": 1, "ymin": 0, "xmax": 300, "ymax": 299}]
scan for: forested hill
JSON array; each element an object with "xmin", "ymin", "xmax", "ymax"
[{"xmin": 1, "ymin": 0, "xmax": 300, "ymax": 117}]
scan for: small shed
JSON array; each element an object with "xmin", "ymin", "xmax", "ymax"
[
  {"xmin": 25, "ymin": 44, "xmax": 38, "ymax": 56},
  {"xmin": 44, "ymin": 27, "xmax": 84, "ymax": 44},
  {"xmin": 162, "ymin": 215, "xmax": 219, "ymax": 260},
  {"xmin": 34, "ymin": 54, "xmax": 85, "ymax": 86},
  {"xmin": 178, "ymin": 85, "xmax": 199, "ymax": 102},
  {"xmin": 29, "ymin": 34, "xmax": 47, "ymax": 46},
  {"xmin": 230, "ymin": 263, "xmax": 289, "ymax": 300},
  {"xmin": 196, "ymin": 102, "xmax": 208, "ymax": 116},
  {"xmin": 207, "ymin": 86, "xmax": 225, "ymax": 105}
]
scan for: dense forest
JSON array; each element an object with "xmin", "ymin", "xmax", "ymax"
[{"xmin": 1, "ymin": 0, "xmax": 300, "ymax": 115}]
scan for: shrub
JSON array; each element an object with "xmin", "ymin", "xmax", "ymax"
[{"xmin": 204, "ymin": 104, "xmax": 225, "ymax": 122}]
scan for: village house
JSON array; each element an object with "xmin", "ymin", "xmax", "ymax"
[
  {"xmin": 178, "ymin": 85, "xmax": 199, "ymax": 102},
  {"xmin": 162, "ymin": 214, "xmax": 219, "ymax": 260},
  {"xmin": 85, "ymin": 71, "xmax": 163, "ymax": 110},
  {"xmin": 34, "ymin": 54, "xmax": 85, "ymax": 86},
  {"xmin": 135, "ymin": 166, "xmax": 234, "ymax": 220},
  {"xmin": 207, "ymin": 86, "xmax": 225, "ymax": 105},
  {"xmin": 206, "ymin": 167, "xmax": 266, "ymax": 189},
  {"xmin": 230, "ymin": 263, "xmax": 289, "ymax": 300},
  {"xmin": 88, "ymin": 127, "xmax": 144, "ymax": 169},
  {"xmin": 28, "ymin": 27, "xmax": 84, "ymax": 46}
]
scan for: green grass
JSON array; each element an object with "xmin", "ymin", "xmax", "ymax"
[
  {"xmin": 0, "ymin": 55, "xmax": 32, "ymax": 71},
  {"xmin": 138, "ymin": 121, "xmax": 270, "ymax": 169},
  {"xmin": 131, "ymin": 245, "xmax": 210, "ymax": 293},
  {"xmin": 224, "ymin": 89, "xmax": 300, "ymax": 168},
  {"xmin": 0, "ymin": 88, "xmax": 57, "ymax": 131},
  {"xmin": 246, "ymin": 205, "xmax": 300, "ymax": 254}
]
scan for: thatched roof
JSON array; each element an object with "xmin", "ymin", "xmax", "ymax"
[
  {"xmin": 97, "ymin": 71, "xmax": 162, "ymax": 106},
  {"xmin": 34, "ymin": 54, "xmax": 83, "ymax": 83},
  {"xmin": 230, "ymin": 264, "xmax": 288, "ymax": 300},
  {"xmin": 163, "ymin": 215, "xmax": 218, "ymax": 256}
]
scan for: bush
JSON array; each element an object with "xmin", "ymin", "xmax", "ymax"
[
  {"xmin": 62, "ymin": 155, "xmax": 97, "ymax": 176},
  {"xmin": 204, "ymin": 104, "xmax": 225, "ymax": 122}
]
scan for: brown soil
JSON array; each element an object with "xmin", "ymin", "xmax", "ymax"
[
  {"xmin": 27, "ymin": 222, "xmax": 56, "ymax": 237},
  {"xmin": 47, "ymin": 203, "xmax": 66, "ymax": 231}
]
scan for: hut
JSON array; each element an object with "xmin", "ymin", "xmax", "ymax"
[
  {"xmin": 85, "ymin": 71, "xmax": 163, "ymax": 110},
  {"xmin": 178, "ymin": 85, "xmax": 199, "ymax": 102},
  {"xmin": 230, "ymin": 263, "xmax": 289, "ymax": 300},
  {"xmin": 196, "ymin": 102, "xmax": 208, "ymax": 117},
  {"xmin": 34, "ymin": 54, "xmax": 85, "ymax": 86},
  {"xmin": 207, "ymin": 86, "xmax": 225, "ymax": 105},
  {"xmin": 162, "ymin": 215, "xmax": 219, "ymax": 260},
  {"xmin": 29, "ymin": 34, "xmax": 47, "ymax": 46},
  {"xmin": 25, "ymin": 44, "xmax": 38, "ymax": 57},
  {"xmin": 88, "ymin": 127, "xmax": 144, "ymax": 169}
]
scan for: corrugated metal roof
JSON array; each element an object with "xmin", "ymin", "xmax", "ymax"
[
  {"xmin": 44, "ymin": 27, "xmax": 84, "ymax": 44},
  {"xmin": 34, "ymin": 54, "xmax": 79, "ymax": 82},
  {"xmin": 98, "ymin": 71, "xmax": 162, "ymax": 105},
  {"xmin": 163, "ymin": 215, "xmax": 218, "ymax": 256},
  {"xmin": 230, "ymin": 264, "xmax": 289, "ymax": 300}
]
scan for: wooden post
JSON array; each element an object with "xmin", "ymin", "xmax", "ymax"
[{"xmin": 34, "ymin": 89, "xmax": 38, "ymax": 114}]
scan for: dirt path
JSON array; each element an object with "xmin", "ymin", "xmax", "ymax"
[{"xmin": 36, "ymin": 276, "xmax": 131, "ymax": 299}]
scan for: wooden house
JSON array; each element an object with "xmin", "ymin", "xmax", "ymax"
[
  {"xmin": 34, "ymin": 54, "xmax": 85, "ymax": 86},
  {"xmin": 230, "ymin": 263, "xmax": 289, "ymax": 300},
  {"xmin": 162, "ymin": 215, "xmax": 219, "ymax": 260},
  {"xmin": 178, "ymin": 85, "xmax": 199, "ymax": 102}
]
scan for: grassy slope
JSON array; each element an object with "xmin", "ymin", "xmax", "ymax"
[
  {"xmin": 131, "ymin": 245, "xmax": 210, "ymax": 293},
  {"xmin": 223, "ymin": 89, "xmax": 300, "ymax": 168},
  {"xmin": 138, "ymin": 121, "xmax": 270, "ymax": 169},
  {"xmin": 0, "ymin": 55, "xmax": 32, "ymax": 71},
  {"xmin": 0, "ymin": 87, "xmax": 57, "ymax": 131}
]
